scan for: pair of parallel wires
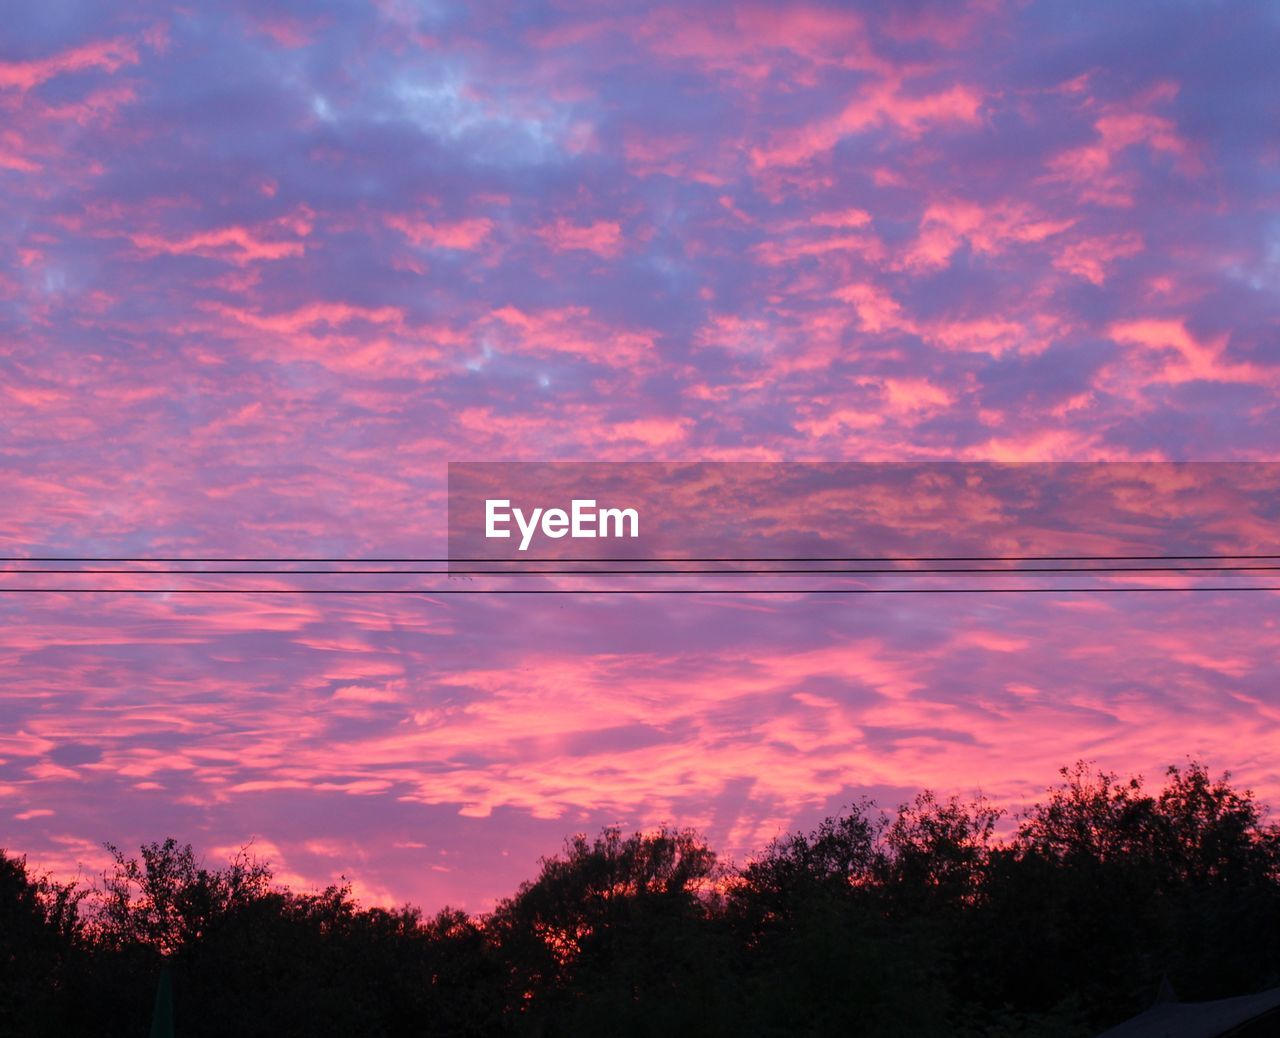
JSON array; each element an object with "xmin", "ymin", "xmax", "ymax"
[{"xmin": 0, "ymin": 554, "xmax": 1278, "ymax": 594}]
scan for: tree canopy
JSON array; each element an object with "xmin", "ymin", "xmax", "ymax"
[{"xmin": 3, "ymin": 761, "xmax": 1279, "ymax": 1037}]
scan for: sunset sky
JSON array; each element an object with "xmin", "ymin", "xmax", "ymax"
[{"xmin": 2, "ymin": 0, "xmax": 1279, "ymax": 910}]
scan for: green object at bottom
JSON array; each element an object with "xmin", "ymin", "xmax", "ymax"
[{"xmin": 149, "ymin": 964, "xmax": 174, "ymax": 1038}]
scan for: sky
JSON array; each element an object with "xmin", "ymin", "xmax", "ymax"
[{"xmin": 2, "ymin": 0, "xmax": 1279, "ymax": 911}]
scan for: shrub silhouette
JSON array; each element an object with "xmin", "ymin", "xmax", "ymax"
[{"xmin": 3, "ymin": 761, "xmax": 1279, "ymax": 1036}]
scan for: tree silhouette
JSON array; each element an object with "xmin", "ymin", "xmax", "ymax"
[
  {"xmin": 487, "ymin": 826, "xmax": 729, "ymax": 1035},
  {"xmin": 3, "ymin": 761, "xmax": 1280, "ymax": 1036},
  {"xmin": 0, "ymin": 852, "xmax": 82, "ymax": 1036}
]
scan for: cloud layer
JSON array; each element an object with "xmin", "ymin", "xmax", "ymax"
[{"xmin": 2, "ymin": 0, "xmax": 1278, "ymax": 909}]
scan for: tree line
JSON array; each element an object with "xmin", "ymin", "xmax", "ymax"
[{"xmin": 4, "ymin": 761, "xmax": 1280, "ymax": 1036}]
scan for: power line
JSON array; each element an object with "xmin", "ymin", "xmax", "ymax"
[
  {"xmin": 2, "ymin": 554, "xmax": 1279, "ymax": 563},
  {"xmin": 0, "ymin": 586, "xmax": 1277, "ymax": 595},
  {"xmin": 2, "ymin": 565, "xmax": 1279, "ymax": 575}
]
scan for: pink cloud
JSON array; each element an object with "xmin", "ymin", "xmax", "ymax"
[
  {"xmin": 209, "ymin": 300, "xmax": 406, "ymax": 335},
  {"xmin": 900, "ymin": 200, "xmax": 1075, "ymax": 272},
  {"xmin": 751, "ymin": 209, "xmax": 883, "ymax": 266},
  {"xmin": 811, "ymin": 208, "xmax": 873, "ymax": 228},
  {"xmin": 0, "ymin": 136, "xmax": 41, "ymax": 173},
  {"xmin": 386, "ymin": 214, "xmax": 494, "ymax": 250},
  {"xmin": 536, "ymin": 218, "xmax": 624, "ymax": 257},
  {"xmin": 1, "ymin": 1, "xmax": 1277, "ymax": 916},
  {"xmin": 1046, "ymin": 84, "xmax": 1199, "ymax": 206},
  {"xmin": 598, "ymin": 416, "xmax": 692, "ymax": 447},
  {"xmin": 752, "ymin": 82, "xmax": 982, "ymax": 168},
  {"xmin": 1053, "ymin": 232, "xmax": 1144, "ymax": 284},
  {"xmin": 249, "ymin": 14, "xmax": 327, "ymax": 49},
  {"xmin": 623, "ymin": 133, "xmax": 728, "ymax": 184},
  {"xmin": 695, "ymin": 314, "xmax": 774, "ymax": 354},
  {"xmin": 128, "ymin": 225, "xmax": 306, "ymax": 264},
  {"xmin": 875, "ymin": 376, "xmax": 955, "ymax": 416},
  {"xmin": 485, "ymin": 305, "xmax": 654, "ymax": 365},
  {"xmin": 0, "ymin": 38, "xmax": 139, "ymax": 91},
  {"xmin": 1107, "ymin": 319, "xmax": 1263, "ymax": 386},
  {"xmin": 835, "ymin": 281, "xmax": 911, "ymax": 334},
  {"xmin": 926, "ymin": 317, "xmax": 1036, "ymax": 356},
  {"xmin": 639, "ymin": 5, "xmax": 883, "ymax": 85},
  {"xmin": 881, "ymin": 0, "xmax": 1002, "ymax": 46},
  {"xmin": 193, "ymin": 300, "xmax": 462, "ymax": 379}
]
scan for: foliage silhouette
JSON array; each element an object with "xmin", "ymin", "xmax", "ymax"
[{"xmin": 3, "ymin": 761, "xmax": 1279, "ymax": 1036}]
